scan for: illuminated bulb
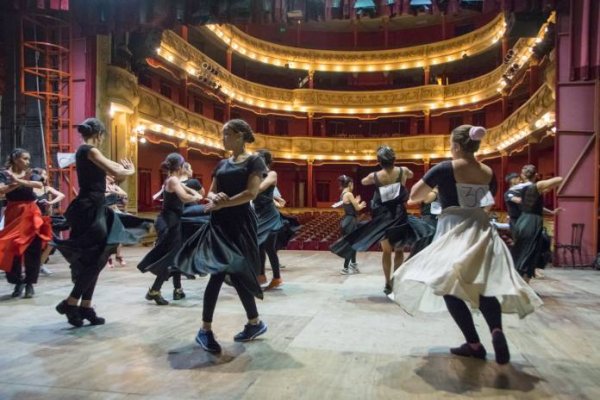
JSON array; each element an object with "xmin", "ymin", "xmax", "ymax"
[
  {"xmin": 139, "ymin": 137, "xmax": 147, "ymax": 144},
  {"xmin": 166, "ymin": 54, "xmax": 174, "ymax": 62},
  {"xmin": 130, "ymin": 136, "xmax": 137, "ymax": 143},
  {"xmin": 186, "ymin": 66, "xmax": 196, "ymax": 75},
  {"xmin": 155, "ymin": 47, "xmax": 161, "ymax": 54}
]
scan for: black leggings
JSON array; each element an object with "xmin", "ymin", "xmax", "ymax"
[
  {"xmin": 69, "ymin": 267, "xmax": 102, "ymax": 301},
  {"xmin": 150, "ymin": 270, "xmax": 182, "ymax": 292},
  {"xmin": 202, "ymin": 273, "xmax": 258, "ymax": 323},
  {"xmin": 6, "ymin": 236, "xmax": 42, "ymax": 285},
  {"xmin": 259, "ymin": 234, "xmax": 281, "ymax": 279},
  {"xmin": 443, "ymin": 295, "xmax": 502, "ymax": 344},
  {"xmin": 343, "ymin": 251, "xmax": 357, "ymax": 269}
]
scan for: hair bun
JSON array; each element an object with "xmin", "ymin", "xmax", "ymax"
[
  {"xmin": 77, "ymin": 123, "xmax": 92, "ymax": 135},
  {"xmin": 469, "ymin": 126, "xmax": 486, "ymax": 141}
]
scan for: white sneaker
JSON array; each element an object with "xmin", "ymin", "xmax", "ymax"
[
  {"xmin": 349, "ymin": 262, "xmax": 360, "ymax": 273},
  {"xmin": 340, "ymin": 268, "xmax": 352, "ymax": 275},
  {"xmin": 40, "ymin": 266, "xmax": 53, "ymax": 276}
]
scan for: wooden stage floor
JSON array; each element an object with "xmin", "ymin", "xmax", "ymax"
[{"xmin": 0, "ymin": 248, "xmax": 599, "ymax": 399}]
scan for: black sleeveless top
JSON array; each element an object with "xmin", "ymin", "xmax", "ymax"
[
  {"xmin": 371, "ymin": 167, "xmax": 408, "ymax": 215},
  {"xmin": 162, "ymin": 190, "xmax": 183, "ymax": 216},
  {"xmin": 0, "ymin": 171, "xmax": 37, "ymax": 202},
  {"xmin": 520, "ymin": 184, "xmax": 544, "ymax": 216},
  {"xmin": 341, "ymin": 193, "xmax": 357, "ymax": 217},
  {"xmin": 76, "ymin": 144, "xmax": 106, "ymax": 195},
  {"xmin": 254, "ymin": 185, "xmax": 275, "ymax": 209}
]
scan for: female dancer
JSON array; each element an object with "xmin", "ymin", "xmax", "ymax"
[
  {"xmin": 337, "ymin": 175, "xmax": 366, "ymax": 275},
  {"xmin": 255, "ymin": 149, "xmax": 293, "ymax": 290},
  {"xmin": 391, "ymin": 125, "xmax": 542, "ymax": 364},
  {"xmin": 331, "ymin": 146, "xmax": 415, "ymax": 295},
  {"xmin": 32, "ymin": 168, "xmax": 66, "ymax": 276},
  {"xmin": 176, "ymin": 119, "xmax": 267, "ymax": 353},
  {"xmin": 138, "ymin": 153, "xmax": 201, "ymax": 305},
  {"xmin": 511, "ymin": 165, "xmax": 563, "ymax": 282},
  {"xmin": 54, "ymin": 118, "xmax": 137, "ymax": 327},
  {"xmin": 0, "ymin": 149, "xmax": 52, "ymax": 298}
]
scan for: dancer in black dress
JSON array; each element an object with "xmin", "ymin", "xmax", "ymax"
[
  {"xmin": 176, "ymin": 119, "xmax": 267, "ymax": 353},
  {"xmin": 331, "ymin": 146, "xmax": 415, "ymax": 295},
  {"xmin": 0, "ymin": 149, "xmax": 52, "ymax": 298},
  {"xmin": 511, "ymin": 165, "xmax": 563, "ymax": 282},
  {"xmin": 337, "ymin": 175, "xmax": 366, "ymax": 275},
  {"xmin": 255, "ymin": 150, "xmax": 295, "ymax": 290},
  {"xmin": 180, "ymin": 164, "xmax": 210, "ymax": 244},
  {"xmin": 54, "ymin": 118, "xmax": 138, "ymax": 327},
  {"xmin": 138, "ymin": 153, "xmax": 201, "ymax": 305}
]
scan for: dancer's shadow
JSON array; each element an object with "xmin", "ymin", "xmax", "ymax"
[
  {"xmin": 168, "ymin": 341, "xmax": 303, "ymax": 372},
  {"xmin": 378, "ymin": 350, "xmax": 546, "ymax": 396}
]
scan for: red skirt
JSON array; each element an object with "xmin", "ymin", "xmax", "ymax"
[{"xmin": 0, "ymin": 201, "xmax": 52, "ymax": 271}]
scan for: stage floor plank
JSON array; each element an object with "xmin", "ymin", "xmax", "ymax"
[{"xmin": 1, "ymin": 248, "xmax": 599, "ymax": 399}]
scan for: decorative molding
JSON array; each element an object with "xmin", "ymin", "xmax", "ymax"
[
  {"xmin": 160, "ymin": 30, "xmax": 535, "ymax": 114},
  {"xmin": 202, "ymin": 13, "xmax": 506, "ymax": 72},
  {"xmin": 105, "ymin": 66, "xmax": 140, "ymax": 111}
]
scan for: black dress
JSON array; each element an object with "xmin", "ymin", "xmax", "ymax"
[
  {"xmin": 340, "ymin": 194, "xmax": 359, "ymax": 236},
  {"xmin": 53, "ymin": 145, "xmax": 138, "ymax": 280},
  {"xmin": 175, "ymin": 155, "xmax": 267, "ymax": 299},
  {"xmin": 137, "ymin": 189, "xmax": 183, "ymax": 276},
  {"xmin": 181, "ymin": 179, "xmax": 210, "ymax": 238},
  {"xmin": 255, "ymin": 185, "xmax": 284, "ymax": 245},
  {"xmin": 511, "ymin": 184, "xmax": 550, "ymax": 277},
  {"xmin": 330, "ymin": 168, "xmax": 410, "ymax": 260}
]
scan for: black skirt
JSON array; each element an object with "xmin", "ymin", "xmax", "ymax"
[
  {"xmin": 53, "ymin": 194, "xmax": 138, "ymax": 280},
  {"xmin": 175, "ymin": 204, "xmax": 263, "ymax": 299},
  {"xmin": 512, "ymin": 212, "xmax": 548, "ymax": 277},
  {"xmin": 137, "ymin": 211, "xmax": 181, "ymax": 276}
]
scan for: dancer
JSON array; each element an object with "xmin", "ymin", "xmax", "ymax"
[
  {"xmin": 0, "ymin": 149, "xmax": 52, "ymax": 298},
  {"xmin": 337, "ymin": 175, "xmax": 366, "ymax": 275},
  {"xmin": 32, "ymin": 168, "xmax": 66, "ymax": 276},
  {"xmin": 391, "ymin": 125, "xmax": 542, "ymax": 364},
  {"xmin": 511, "ymin": 165, "xmax": 563, "ymax": 281},
  {"xmin": 503, "ymin": 172, "xmax": 523, "ymax": 232},
  {"xmin": 255, "ymin": 149, "xmax": 293, "ymax": 289},
  {"xmin": 176, "ymin": 119, "xmax": 267, "ymax": 353},
  {"xmin": 54, "ymin": 118, "xmax": 138, "ymax": 327},
  {"xmin": 406, "ymin": 188, "xmax": 439, "ymax": 258},
  {"xmin": 330, "ymin": 146, "xmax": 417, "ymax": 295},
  {"xmin": 138, "ymin": 153, "xmax": 201, "ymax": 305}
]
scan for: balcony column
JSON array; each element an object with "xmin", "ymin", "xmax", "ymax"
[
  {"xmin": 307, "ymin": 112, "xmax": 314, "ymax": 136},
  {"xmin": 529, "ymin": 59, "xmax": 540, "ymax": 96},
  {"xmin": 501, "ymin": 94, "xmax": 509, "ymax": 119},
  {"xmin": 307, "ymin": 159, "xmax": 314, "ymax": 208},
  {"xmin": 178, "ymin": 140, "xmax": 189, "ymax": 159},
  {"xmin": 501, "ymin": 31, "xmax": 509, "ymax": 60},
  {"xmin": 500, "ymin": 151, "xmax": 508, "ymax": 209},
  {"xmin": 527, "ymin": 137, "xmax": 539, "ymax": 165},
  {"xmin": 325, "ymin": 0, "xmax": 332, "ymax": 21},
  {"xmin": 308, "ymin": 70, "xmax": 315, "ymax": 89},
  {"xmin": 423, "ymin": 158, "xmax": 430, "ymax": 173},
  {"xmin": 320, "ymin": 120, "xmax": 326, "ymax": 137},
  {"xmin": 383, "ymin": 16, "xmax": 389, "ymax": 48},
  {"xmin": 179, "ymin": 73, "xmax": 189, "ymax": 109},
  {"xmin": 423, "ymin": 65, "xmax": 431, "ymax": 85},
  {"xmin": 424, "ymin": 109, "xmax": 431, "ymax": 134},
  {"xmin": 348, "ymin": 0, "xmax": 356, "ymax": 19},
  {"xmin": 296, "ymin": 20, "xmax": 302, "ymax": 47},
  {"xmin": 225, "ymin": 99, "xmax": 231, "ymax": 121},
  {"xmin": 441, "ymin": 12, "xmax": 447, "ymax": 39},
  {"xmin": 376, "ymin": 0, "xmax": 389, "ymax": 17},
  {"xmin": 226, "ymin": 48, "xmax": 233, "ymax": 72},
  {"xmin": 401, "ymin": 0, "xmax": 411, "ymax": 15}
]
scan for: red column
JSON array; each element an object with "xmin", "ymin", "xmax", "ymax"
[
  {"xmin": 424, "ymin": 66, "xmax": 430, "ymax": 85},
  {"xmin": 501, "ymin": 34, "xmax": 509, "ymax": 60},
  {"xmin": 325, "ymin": 0, "xmax": 332, "ymax": 21},
  {"xmin": 500, "ymin": 153, "xmax": 508, "ymax": 210},
  {"xmin": 529, "ymin": 60, "xmax": 540, "ymax": 96},
  {"xmin": 424, "ymin": 110, "xmax": 431, "ymax": 134},
  {"xmin": 349, "ymin": 0, "xmax": 356, "ymax": 19},
  {"xmin": 441, "ymin": 12, "xmax": 447, "ymax": 39},
  {"xmin": 179, "ymin": 141, "xmax": 189, "ymax": 159},
  {"xmin": 307, "ymin": 160, "xmax": 314, "ymax": 208},
  {"xmin": 501, "ymin": 95, "xmax": 509, "ymax": 119},
  {"xmin": 423, "ymin": 159, "xmax": 430, "ymax": 173},
  {"xmin": 383, "ymin": 17, "xmax": 389, "ymax": 48},
  {"xmin": 307, "ymin": 112, "xmax": 314, "ymax": 136},
  {"xmin": 402, "ymin": 0, "xmax": 411, "ymax": 15},
  {"xmin": 180, "ymin": 75, "xmax": 188, "ymax": 109},
  {"xmin": 320, "ymin": 120, "xmax": 326, "ymax": 137},
  {"xmin": 225, "ymin": 100, "xmax": 231, "ymax": 121},
  {"xmin": 308, "ymin": 70, "xmax": 314, "ymax": 89},
  {"xmin": 296, "ymin": 20, "xmax": 301, "ymax": 46}
]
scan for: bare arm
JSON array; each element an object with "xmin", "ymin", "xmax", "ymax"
[
  {"xmin": 409, "ymin": 179, "xmax": 434, "ymax": 203},
  {"xmin": 401, "ymin": 167, "xmax": 414, "ymax": 183},
  {"xmin": 88, "ymin": 148, "xmax": 135, "ymax": 179},
  {"xmin": 258, "ymin": 170, "xmax": 277, "ymax": 193},
  {"xmin": 0, "ymin": 182, "xmax": 19, "ymax": 195},
  {"xmin": 536, "ymin": 176, "xmax": 563, "ymax": 193},
  {"xmin": 166, "ymin": 177, "xmax": 201, "ymax": 204},
  {"xmin": 45, "ymin": 186, "xmax": 66, "ymax": 205},
  {"xmin": 361, "ymin": 172, "xmax": 375, "ymax": 186},
  {"xmin": 344, "ymin": 192, "xmax": 366, "ymax": 211},
  {"xmin": 207, "ymin": 173, "xmax": 262, "ymax": 211}
]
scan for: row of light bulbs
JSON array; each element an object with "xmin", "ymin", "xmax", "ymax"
[{"xmin": 496, "ymin": 112, "xmax": 554, "ymax": 150}]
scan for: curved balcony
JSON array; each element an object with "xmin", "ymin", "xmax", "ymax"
[
  {"xmin": 202, "ymin": 13, "xmax": 506, "ymax": 73},
  {"xmin": 131, "ymin": 81, "xmax": 555, "ymax": 162},
  {"xmin": 159, "ymin": 30, "xmax": 536, "ymax": 115}
]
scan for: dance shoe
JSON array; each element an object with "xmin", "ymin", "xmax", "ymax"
[
  {"xmin": 492, "ymin": 330, "xmax": 510, "ymax": 364},
  {"xmin": 450, "ymin": 343, "xmax": 487, "ymax": 360},
  {"xmin": 234, "ymin": 321, "xmax": 267, "ymax": 342},
  {"xmin": 11, "ymin": 284, "xmax": 24, "ymax": 298},
  {"xmin": 257, "ymin": 274, "xmax": 267, "ymax": 285},
  {"xmin": 195, "ymin": 329, "xmax": 222, "ymax": 353},
  {"xmin": 80, "ymin": 307, "xmax": 106, "ymax": 325},
  {"xmin": 349, "ymin": 262, "xmax": 360, "ymax": 273},
  {"xmin": 56, "ymin": 300, "xmax": 84, "ymax": 327},
  {"xmin": 145, "ymin": 290, "xmax": 169, "ymax": 305},
  {"xmin": 265, "ymin": 278, "xmax": 283, "ymax": 290},
  {"xmin": 173, "ymin": 288, "xmax": 186, "ymax": 300},
  {"xmin": 23, "ymin": 284, "xmax": 34, "ymax": 299}
]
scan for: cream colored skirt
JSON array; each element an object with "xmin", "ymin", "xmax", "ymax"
[{"xmin": 391, "ymin": 207, "xmax": 542, "ymax": 318}]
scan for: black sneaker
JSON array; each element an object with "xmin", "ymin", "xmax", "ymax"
[
  {"xmin": 11, "ymin": 284, "xmax": 24, "ymax": 298},
  {"xmin": 56, "ymin": 300, "xmax": 84, "ymax": 327},
  {"xmin": 195, "ymin": 329, "xmax": 222, "ymax": 353},
  {"xmin": 233, "ymin": 321, "xmax": 267, "ymax": 342},
  {"xmin": 383, "ymin": 283, "xmax": 392, "ymax": 295},
  {"xmin": 80, "ymin": 307, "xmax": 106, "ymax": 325},
  {"xmin": 23, "ymin": 284, "xmax": 34, "ymax": 298},
  {"xmin": 145, "ymin": 290, "xmax": 169, "ymax": 305},
  {"xmin": 173, "ymin": 288, "xmax": 186, "ymax": 300},
  {"xmin": 450, "ymin": 343, "xmax": 487, "ymax": 360},
  {"xmin": 492, "ymin": 330, "xmax": 510, "ymax": 364}
]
